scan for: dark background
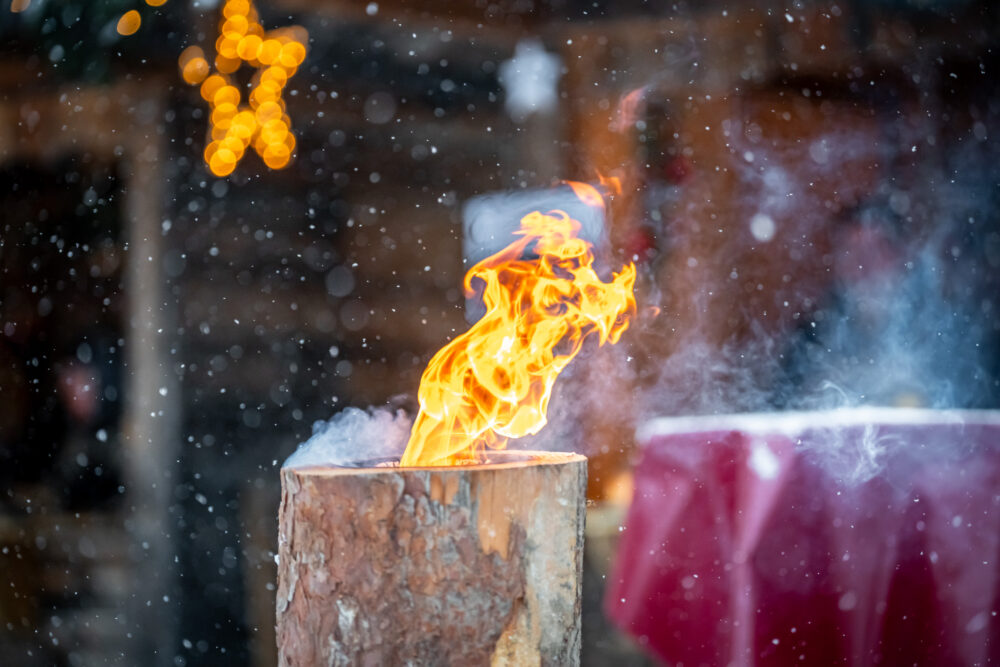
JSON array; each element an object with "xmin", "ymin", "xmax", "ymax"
[{"xmin": 1, "ymin": 1, "xmax": 998, "ymax": 665}]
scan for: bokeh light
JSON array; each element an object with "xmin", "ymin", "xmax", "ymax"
[
  {"xmin": 179, "ymin": 0, "xmax": 307, "ymax": 177},
  {"xmin": 116, "ymin": 10, "xmax": 142, "ymax": 36},
  {"xmin": 179, "ymin": 46, "xmax": 209, "ymax": 85}
]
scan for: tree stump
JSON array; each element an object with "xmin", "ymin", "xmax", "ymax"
[{"xmin": 276, "ymin": 451, "xmax": 586, "ymax": 666}]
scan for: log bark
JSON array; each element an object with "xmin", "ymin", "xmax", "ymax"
[{"xmin": 276, "ymin": 451, "xmax": 586, "ymax": 666}]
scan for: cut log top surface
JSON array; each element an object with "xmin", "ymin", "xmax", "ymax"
[{"xmin": 285, "ymin": 449, "xmax": 586, "ymax": 473}]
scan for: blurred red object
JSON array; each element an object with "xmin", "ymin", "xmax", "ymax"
[
  {"xmin": 606, "ymin": 409, "xmax": 1000, "ymax": 665},
  {"xmin": 662, "ymin": 155, "xmax": 694, "ymax": 185}
]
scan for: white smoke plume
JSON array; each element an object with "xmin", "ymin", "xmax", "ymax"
[{"xmin": 284, "ymin": 406, "xmax": 411, "ymax": 469}]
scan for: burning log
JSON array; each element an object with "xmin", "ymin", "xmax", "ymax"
[
  {"xmin": 276, "ymin": 451, "xmax": 586, "ymax": 665},
  {"xmin": 401, "ymin": 189, "xmax": 636, "ymax": 467},
  {"xmin": 277, "ymin": 180, "xmax": 633, "ymax": 664}
]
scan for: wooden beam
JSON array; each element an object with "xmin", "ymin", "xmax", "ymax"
[{"xmin": 0, "ymin": 80, "xmax": 181, "ymax": 666}]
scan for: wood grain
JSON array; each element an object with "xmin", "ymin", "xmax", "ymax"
[{"xmin": 276, "ymin": 451, "xmax": 586, "ymax": 666}]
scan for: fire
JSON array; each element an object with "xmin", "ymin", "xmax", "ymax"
[{"xmin": 400, "ymin": 182, "xmax": 637, "ymax": 467}]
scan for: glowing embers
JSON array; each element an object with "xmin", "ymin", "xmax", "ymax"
[
  {"xmin": 179, "ymin": 0, "xmax": 307, "ymax": 177},
  {"xmin": 400, "ymin": 183, "xmax": 637, "ymax": 467}
]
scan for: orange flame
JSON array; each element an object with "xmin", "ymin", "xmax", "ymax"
[
  {"xmin": 563, "ymin": 175, "xmax": 621, "ymax": 210},
  {"xmin": 400, "ymin": 188, "xmax": 637, "ymax": 467},
  {"xmin": 611, "ymin": 86, "xmax": 649, "ymax": 133}
]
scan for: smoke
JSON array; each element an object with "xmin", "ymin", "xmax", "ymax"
[
  {"xmin": 287, "ymin": 185, "xmax": 624, "ymax": 468},
  {"xmin": 806, "ymin": 422, "xmax": 893, "ymax": 485},
  {"xmin": 611, "ymin": 86, "xmax": 650, "ymax": 134},
  {"xmin": 512, "ymin": 76, "xmax": 1000, "ymax": 483},
  {"xmin": 635, "ymin": 406, "xmax": 986, "ymax": 486},
  {"xmin": 463, "ymin": 185, "xmax": 609, "ymax": 261},
  {"xmin": 283, "ymin": 406, "xmax": 412, "ymax": 468},
  {"xmin": 287, "ymin": 90, "xmax": 999, "ymax": 481}
]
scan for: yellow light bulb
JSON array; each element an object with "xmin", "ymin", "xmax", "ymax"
[
  {"xmin": 278, "ymin": 41, "xmax": 306, "ymax": 68},
  {"xmin": 222, "ymin": 15, "xmax": 249, "ymax": 37},
  {"xmin": 259, "ymin": 66, "xmax": 288, "ymax": 87},
  {"xmin": 237, "ymin": 35, "xmax": 263, "ymax": 61},
  {"xmin": 211, "ymin": 104, "xmax": 238, "ymax": 128},
  {"xmin": 251, "ymin": 81, "xmax": 280, "ymax": 105},
  {"xmin": 210, "ymin": 150, "xmax": 238, "ymax": 177},
  {"xmin": 204, "ymin": 141, "xmax": 221, "ymax": 163},
  {"xmin": 213, "ymin": 85, "xmax": 241, "ymax": 107},
  {"xmin": 218, "ymin": 35, "xmax": 240, "ymax": 59},
  {"xmin": 223, "ymin": 0, "xmax": 250, "ymax": 19},
  {"xmin": 214, "ymin": 55, "xmax": 241, "ymax": 74},
  {"xmin": 117, "ymin": 10, "xmax": 142, "ymax": 36},
  {"xmin": 257, "ymin": 39, "xmax": 282, "ymax": 66},
  {"xmin": 221, "ymin": 135, "xmax": 246, "ymax": 156},
  {"xmin": 182, "ymin": 57, "xmax": 210, "ymax": 85},
  {"xmin": 200, "ymin": 74, "xmax": 227, "ymax": 101},
  {"xmin": 254, "ymin": 100, "xmax": 282, "ymax": 124},
  {"xmin": 262, "ymin": 143, "xmax": 291, "ymax": 169},
  {"xmin": 260, "ymin": 118, "xmax": 288, "ymax": 145}
]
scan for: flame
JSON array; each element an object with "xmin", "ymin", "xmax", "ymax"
[
  {"xmin": 611, "ymin": 86, "xmax": 650, "ymax": 133},
  {"xmin": 564, "ymin": 175, "xmax": 621, "ymax": 210},
  {"xmin": 400, "ymin": 187, "xmax": 637, "ymax": 467}
]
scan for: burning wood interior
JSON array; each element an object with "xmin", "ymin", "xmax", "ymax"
[{"xmin": 1, "ymin": 1, "xmax": 999, "ymax": 666}]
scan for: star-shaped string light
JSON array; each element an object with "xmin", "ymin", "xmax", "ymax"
[
  {"xmin": 7, "ymin": 0, "xmax": 308, "ymax": 177},
  {"xmin": 177, "ymin": 0, "xmax": 308, "ymax": 177}
]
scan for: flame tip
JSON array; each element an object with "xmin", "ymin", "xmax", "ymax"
[{"xmin": 402, "ymin": 203, "xmax": 637, "ymax": 467}]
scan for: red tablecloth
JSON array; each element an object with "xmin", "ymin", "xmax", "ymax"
[{"xmin": 606, "ymin": 409, "xmax": 1000, "ymax": 666}]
